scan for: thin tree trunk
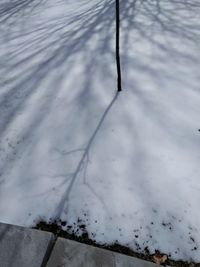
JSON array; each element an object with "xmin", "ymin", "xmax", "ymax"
[{"xmin": 116, "ymin": 0, "xmax": 122, "ymax": 92}]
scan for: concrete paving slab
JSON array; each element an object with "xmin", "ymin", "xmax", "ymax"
[
  {"xmin": 0, "ymin": 222, "xmax": 54, "ymax": 267},
  {"xmin": 46, "ymin": 238, "xmax": 167, "ymax": 267}
]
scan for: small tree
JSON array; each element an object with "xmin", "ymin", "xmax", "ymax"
[{"xmin": 116, "ymin": 0, "xmax": 122, "ymax": 92}]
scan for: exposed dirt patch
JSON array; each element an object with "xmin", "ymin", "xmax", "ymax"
[{"xmin": 33, "ymin": 220, "xmax": 200, "ymax": 267}]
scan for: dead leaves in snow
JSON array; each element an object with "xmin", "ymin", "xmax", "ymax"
[{"xmin": 152, "ymin": 250, "xmax": 168, "ymax": 265}]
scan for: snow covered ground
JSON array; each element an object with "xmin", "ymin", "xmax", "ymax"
[{"xmin": 0, "ymin": 0, "xmax": 200, "ymax": 262}]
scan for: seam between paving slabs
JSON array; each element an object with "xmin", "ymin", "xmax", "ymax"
[{"xmin": 41, "ymin": 233, "xmax": 58, "ymax": 267}]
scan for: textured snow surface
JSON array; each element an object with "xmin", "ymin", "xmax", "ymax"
[{"xmin": 0, "ymin": 0, "xmax": 200, "ymax": 262}]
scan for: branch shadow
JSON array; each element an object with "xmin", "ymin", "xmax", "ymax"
[
  {"xmin": 0, "ymin": 0, "xmax": 117, "ymax": 175},
  {"xmin": 115, "ymin": 0, "xmax": 200, "ymax": 259},
  {"xmin": 54, "ymin": 92, "xmax": 119, "ymax": 219}
]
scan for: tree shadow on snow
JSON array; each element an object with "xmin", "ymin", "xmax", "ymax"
[
  {"xmin": 0, "ymin": 0, "xmax": 117, "ymax": 173},
  {"xmin": 0, "ymin": 0, "xmax": 200, "ymax": 259}
]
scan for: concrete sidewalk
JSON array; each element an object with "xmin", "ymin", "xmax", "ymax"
[{"xmin": 0, "ymin": 222, "xmax": 169, "ymax": 267}]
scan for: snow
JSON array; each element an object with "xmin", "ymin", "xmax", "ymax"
[{"xmin": 0, "ymin": 0, "xmax": 200, "ymax": 263}]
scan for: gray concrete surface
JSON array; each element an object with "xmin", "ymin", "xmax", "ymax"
[
  {"xmin": 0, "ymin": 223, "xmax": 54, "ymax": 267},
  {"xmin": 46, "ymin": 238, "xmax": 162, "ymax": 267},
  {"xmin": 0, "ymin": 222, "xmax": 171, "ymax": 267}
]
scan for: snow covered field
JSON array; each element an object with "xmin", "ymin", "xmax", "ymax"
[{"xmin": 0, "ymin": 0, "xmax": 200, "ymax": 262}]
